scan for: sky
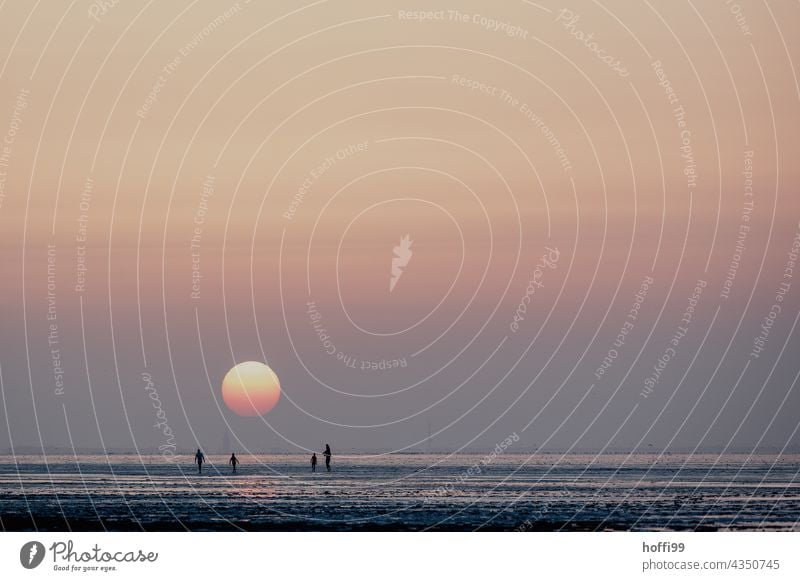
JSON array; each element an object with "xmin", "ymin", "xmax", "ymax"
[{"xmin": 0, "ymin": 0, "xmax": 798, "ymax": 454}]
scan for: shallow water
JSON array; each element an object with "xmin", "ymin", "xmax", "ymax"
[{"xmin": 0, "ymin": 454, "xmax": 797, "ymax": 531}]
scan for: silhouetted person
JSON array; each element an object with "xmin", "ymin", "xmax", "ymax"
[
  {"xmin": 195, "ymin": 449, "xmax": 205, "ymax": 474},
  {"xmin": 323, "ymin": 444, "xmax": 332, "ymax": 472},
  {"xmin": 229, "ymin": 453, "xmax": 239, "ymax": 473},
  {"xmin": 311, "ymin": 453, "xmax": 317, "ymax": 472}
]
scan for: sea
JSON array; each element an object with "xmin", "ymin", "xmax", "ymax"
[{"xmin": 0, "ymin": 453, "xmax": 797, "ymax": 531}]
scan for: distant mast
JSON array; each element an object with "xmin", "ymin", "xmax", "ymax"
[
  {"xmin": 220, "ymin": 428, "xmax": 231, "ymax": 454},
  {"xmin": 427, "ymin": 421, "xmax": 433, "ymax": 453}
]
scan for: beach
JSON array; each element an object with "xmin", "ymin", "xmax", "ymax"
[{"xmin": 1, "ymin": 454, "xmax": 797, "ymax": 532}]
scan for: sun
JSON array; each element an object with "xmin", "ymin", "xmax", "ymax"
[{"xmin": 221, "ymin": 361, "xmax": 281, "ymax": 417}]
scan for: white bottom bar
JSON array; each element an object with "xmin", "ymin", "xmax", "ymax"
[{"xmin": 1, "ymin": 532, "xmax": 797, "ymax": 580}]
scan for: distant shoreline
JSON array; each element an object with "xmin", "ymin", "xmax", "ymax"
[{"xmin": 3, "ymin": 450, "xmax": 799, "ymax": 457}]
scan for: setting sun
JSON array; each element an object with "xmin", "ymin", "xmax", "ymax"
[{"xmin": 221, "ymin": 362, "xmax": 281, "ymax": 417}]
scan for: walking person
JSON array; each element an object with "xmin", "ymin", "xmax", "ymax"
[
  {"xmin": 323, "ymin": 444, "xmax": 332, "ymax": 472},
  {"xmin": 229, "ymin": 453, "xmax": 239, "ymax": 474},
  {"xmin": 311, "ymin": 453, "xmax": 317, "ymax": 472},
  {"xmin": 195, "ymin": 449, "xmax": 205, "ymax": 474}
]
